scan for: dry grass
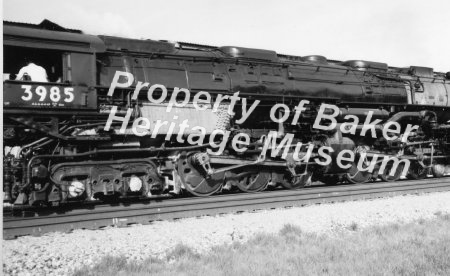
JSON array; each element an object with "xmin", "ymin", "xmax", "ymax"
[{"xmin": 74, "ymin": 214, "xmax": 450, "ymax": 276}]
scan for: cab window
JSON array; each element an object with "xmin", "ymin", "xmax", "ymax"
[{"xmin": 3, "ymin": 46, "xmax": 64, "ymax": 83}]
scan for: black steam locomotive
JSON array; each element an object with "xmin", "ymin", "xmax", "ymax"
[{"xmin": 3, "ymin": 20, "xmax": 450, "ymax": 206}]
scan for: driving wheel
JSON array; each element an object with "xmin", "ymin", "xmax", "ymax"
[
  {"xmin": 380, "ymin": 162, "xmax": 405, "ymax": 182},
  {"xmin": 236, "ymin": 170, "xmax": 270, "ymax": 192},
  {"xmin": 406, "ymin": 161, "xmax": 429, "ymax": 180},
  {"xmin": 177, "ymin": 152, "xmax": 225, "ymax": 196},
  {"xmin": 281, "ymin": 171, "xmax": 312, "ymax": 189},
  {"xmin": 346, "ymin": 145, "xmax": 373, "ymax": 184}
]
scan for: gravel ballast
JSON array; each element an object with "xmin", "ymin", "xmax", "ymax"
[{"xmin": 3, "ymin": 191, "xmax": 450, "ymax": 276}]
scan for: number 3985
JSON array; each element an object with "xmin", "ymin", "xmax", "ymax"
[{"xmin": 21, "ymin": 85, "xmax": 74, "ymax": 103}]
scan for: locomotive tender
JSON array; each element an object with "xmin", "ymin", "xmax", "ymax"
[{"xmin": 3, "ymin": 20, "xmax": 450, "ymax": 206}]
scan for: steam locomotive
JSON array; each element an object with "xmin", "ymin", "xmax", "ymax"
[{"xmin": 3, "ymin": 20, "xmax": 450, "ymax": 206}]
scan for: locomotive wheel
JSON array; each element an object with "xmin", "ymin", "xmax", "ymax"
[
  {"xmin": 281, "ymin": 171, "xmax": 312, "ymax": 189},
  {"xmin": 406, "ymin": 161, "xmax": 429, "ymax": 180},
  {"xmin": 380, "ymin": 163, "xmax": 405, "ymax": 182},
  {"xmin": 236, "ymin": 171, "xmax": 270, "ymax": 192},
  {"xmin": 432, "ymin": 164, "xmax": 446, "ymax": 178},
  {"xmin": 177, "ymin": 152, "xmax": 225, "ymax": 196},
  {"xmin": 346, "ymin": 145, "xmax": 372, "ymax": 184}
]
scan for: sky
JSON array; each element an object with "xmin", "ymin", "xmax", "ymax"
[{"xmin": 3, "ymin": 0, "xmax": 450, "ymax": 72}]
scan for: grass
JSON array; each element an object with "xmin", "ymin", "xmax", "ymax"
[{"xmin": 73, "ymin": 213, "xmax": 450, "ymax": 276}]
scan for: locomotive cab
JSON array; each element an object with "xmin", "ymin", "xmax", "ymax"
[{"xmin": 3, "ymin": 21, "xmax": 106, "ymax": 113}]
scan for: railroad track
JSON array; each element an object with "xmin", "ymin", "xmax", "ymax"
[{"xmin": 3, "ymin": 178, "xmax": 450, "ymax": 239}]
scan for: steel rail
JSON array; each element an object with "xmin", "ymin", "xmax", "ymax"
[{"xmin": 3, "ymin": 178, "xmax": 450, "ymax": 239}]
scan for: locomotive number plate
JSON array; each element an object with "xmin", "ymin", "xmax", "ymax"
[
  {"xmin": 3, "ymin": 82, "xmax": 84, "ymax": 109},
  {"xmin": 20, "ymin": 85, "xmax": 74, "ymax": 106}
]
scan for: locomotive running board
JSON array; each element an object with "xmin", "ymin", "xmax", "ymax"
[{"xmin": 10, "ymin": 116, "xmax": 110, "ymax": 141}]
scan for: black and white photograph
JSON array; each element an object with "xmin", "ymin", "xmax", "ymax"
[{"xmin": 2, "ymin": 0, "xmax": 450, "ymax": 275}]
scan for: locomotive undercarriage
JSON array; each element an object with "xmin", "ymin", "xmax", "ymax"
[{"xmin": 4, "ymin": 101, "xmax": 450, "ymax": 208}]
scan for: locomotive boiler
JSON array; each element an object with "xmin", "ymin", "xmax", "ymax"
[{"xmin": 3, "ymin": 20, "xmax": 450, "ymax": 206}]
